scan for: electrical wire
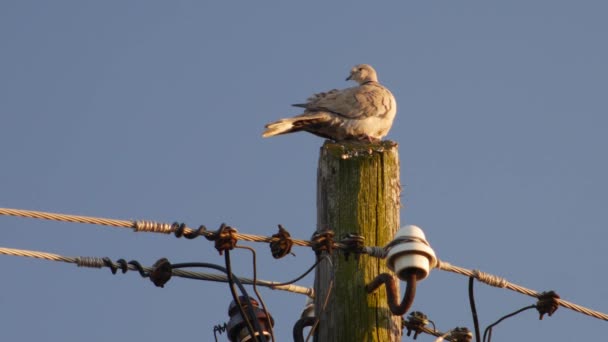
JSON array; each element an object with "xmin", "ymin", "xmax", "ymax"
[
  {"xmin": 437, "ymin": 259, "xmax": 608, "ymax": 321},
  {"xmin": 469, "ymin": 276, "xmax": 481, "ymax": 342},
  {"xmin": 435, "ymin": 332, "xmax": 452, "ymax": 342},
  {"xmin": 482, "ymin": 305, "xmax": 536, "ymax": 342},
  {"xmin": 171, "ymin": 260, "xmax": 263, "ymax": 341},
  {"xmin": 306, "ymin": 280, "xmax": 332, "ymax": 342},
  {"xmin": 236, "ymin": 245, "xmax": 276, "ymax": 342},
  {"xmin": 402, "ymin": 317, "xmax": 457, "ymax": 341},
  {"xmin": 224, "ymin": 250, "xmax": 266, "ymax": 342},
  {"xmin": 269, "ymin": 255, "xmax": 329, "ymax": 287},
  {"xmin": 0, "ymin": 207, "xmax": 315, "ymax": 247},
  {"xmin": 306, "ymin": 256, "xmax": 334, "ymax": 342},
  {"xmin": 293, "ymin": 317, "xmax": 316, "ymax": 342},
  {"xmin": 0, "ymin": 246, "xmax": 313, "ymax": 296},
  {"xmin": 213, "ymin": 323, "xmax": 227, "ymax": 342},
  {"xmin": 3, "ymin": 207, "xmax": 608, "ymax": 323}
]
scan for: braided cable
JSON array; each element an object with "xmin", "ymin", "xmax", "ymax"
[
  {"xmin": 0, "ymin": 207, "xmax": 316, "ymax": 246},
  {"xmin": 0, "ymin": 246, "xmax": 313, "ymax": 297},
  {"xmin": 436, "ymin": 259, "xmax": 608, "ymax": 321},
  {"xmin": 0, "ymin": 207, "xmax": 132, "ymax": 228},
  {"xmin": 2, "ymin": 208, "xmax": 605, "ymax": 321}
]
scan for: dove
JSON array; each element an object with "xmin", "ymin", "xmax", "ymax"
[{"xmin": 262, "ymin": 64, "xmax": 397, "ymax": 142}]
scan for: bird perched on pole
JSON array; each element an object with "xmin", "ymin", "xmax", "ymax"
[{"xmin": 262, "ymin": 64, "xmax": 397, "ymax": 142}]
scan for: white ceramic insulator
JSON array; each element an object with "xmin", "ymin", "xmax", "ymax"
[{"xmin": 387, "ymin": 225, "xmax": 437, "ymax": 281}]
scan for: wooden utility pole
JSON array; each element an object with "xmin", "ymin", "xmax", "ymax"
[{"xmin": 314, "ymin": 140, "xmax": 401, "ymax": 342}]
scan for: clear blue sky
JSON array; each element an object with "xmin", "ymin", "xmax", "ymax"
[{"xmin": 1, "ymin": 2, "xmax": 607, "ymax": 341}]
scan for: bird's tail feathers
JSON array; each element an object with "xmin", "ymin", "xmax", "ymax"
[
  {"xmin": 262, "ymin": 112, "xmax": 330, "ymax": 138},
  {"xmin": 262, "ymin": 118, "xmax": 296, "ymax": 138}
]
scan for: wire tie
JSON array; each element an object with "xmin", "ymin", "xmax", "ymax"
[
  {"xmin": 128, "ymin": 260, "xmax": 148, "ymax": 277},
  {"xmin": 75, "ymin": 256, "xmax": 105, "ymax": 268},
  {"xmin": 209, "ymin": 223, "xmax": 238, "ymax": 255},
  {"xmin": 269, "ymin": 224, "xmax": 294, "ymax": 259},
  {"xmin": 536, "ymin": 290, "xmax": 560, "ymax": 320},
  {"xmin": 134, "ymin": 220, "xmax": 172, "ymax": 234},
  {"xmin": 149, "ymin": 258, "xmax": 172, "ymax": 288},
  {"xmin": 363, "ymin": 246, "xmax": 388, "ymax": 259},
  {"xmin": 448, "ymin": 327, "xmax": 473, "ymax": 342},
  {"xmin": 310, "ymin": 230, "xmax": 335, "ymax": 256},
  {"xmin": 339, "ymin": 233, "xmax": 365, "ymax": 261},
  {"xmin": 404, "ymin": 311, "xmax": 430, "ymax": 339},
  {"xmin": 102, "ymin": 257, "xmax": 119, "ymax": 274},
  {"xmin": 472, "ymin": 269, "xmax": 508, "ymax": 288},
  {"xmin": 116, "ymin": 259, "xmax": 129, "ymax": 273},
  {"xmin": 384, "ymin": 235, "xmax": 429, "ymax": 252}
]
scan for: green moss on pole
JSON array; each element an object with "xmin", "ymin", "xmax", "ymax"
[{"xmin": 314, "ymin": 140, "xmax": 401, "ymax": 342}]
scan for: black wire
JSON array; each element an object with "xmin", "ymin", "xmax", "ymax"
[
  {"xmin": 293, "ymin": 317, "xmax": 316, "ymax": 342},
  {"xmin": 236, "ymin": 245, "xmax": 275, "ymax": 342},
  {"xmin": 270, "ymin": 255, "xmax": 328, "ymax": 287},
  {"xmin": 305, "ymin": 256, "xmax": 335, "ymax": 342},
  {"xmin": 428, "ymin": 319, "xmax": 437, "ymax": 333},
  {"xmin": 171, "ymin": 256, "xmax": 327, "ymax": 342},
  {"xmin": 306, "ymin": 280, "xmax": 333, "ymax": 342},
  {"xmin": 213, "ymin": 323, "xmax": 228, "ymax": 342},
  {"xmin": 482, "ymin": 305, "xmax": 537, "ymax": 342},
  {"xmin": 170, "ymin": 261, "xmax": 262, "ymax": 341},
  {"xmin": 469, "ymin": 276, "xmax": 481, "ymax": 342},
  {"xmin": 225, "ymin": 251, "xmax": 266, "ymax": 342}
]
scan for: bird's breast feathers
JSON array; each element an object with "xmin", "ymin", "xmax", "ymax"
[{"xmin": 302, "ymin": 83, "xmax": 395, "ymax": 120}]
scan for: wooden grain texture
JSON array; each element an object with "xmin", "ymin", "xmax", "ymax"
[{"xmin": 314, "ymin": 140, "xmax": 401, "ymax": 342}]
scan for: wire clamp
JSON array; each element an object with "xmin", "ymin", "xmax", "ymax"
[
  {"xmin": 269, "ymin": 224, "xmax": 294, "ymax": 259},
  {"xmin": 311, "ymin": 230, "xmax": 335, "ymax": 256},
  {"xmin": 403, "ymin": 311, "xmax": 429, "ymax": 339},
  {"xmin": 340, "ymin": 233, "xmax": 365, "ymax": 261},
  {"xmin": 536, "ymin": 290, "xmax": 560, "ymax": 320},
  {"xmin": 207, "ymin": 223, "xmax": 238, "ymax": 255},
  {"xmin": 449, "ymin": 327, "xmax": 473, "ymax": 342},
  {"xmin": 149, "ymin": 258, "xmax": 172, "ymax": 288}
]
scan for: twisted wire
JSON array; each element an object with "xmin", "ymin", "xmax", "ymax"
[
  {"xmin": 436, "ymin": 259, "xmax": 608, "ymax": 321},
  {"xmin": 0, "ymin": 207, "xmax": 317, "ymax": 246},
  {"xmin": 2, "ymin": 208, "xmax": 606, "ymax": 321},
  {"xmin": 416, "ymin": 326, "xmax": 456, "ymax": 341},
  {"xmin": 0, "ymin": 208, "xmax": 133, "ymax": 228},
  {"xmin": 402, "ymin": 315, "xmax": 458, "ymax": 342},
  {"xmin": 0, "ymin": 246, "xmax": 313, "ymax": 297}
]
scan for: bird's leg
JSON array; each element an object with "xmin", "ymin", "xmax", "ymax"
[{"xmin": 358, "ymin": 134, "xmax": 379, "ymax": 143}]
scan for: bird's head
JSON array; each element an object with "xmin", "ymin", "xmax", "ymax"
[{"xmin": 346, "ymin": 64, "xmax": 378, "ymax": 84}]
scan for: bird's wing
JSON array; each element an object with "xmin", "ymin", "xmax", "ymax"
[{"xmin": 293, "ymin": 83, "xmax": 392, "ymax": 119}]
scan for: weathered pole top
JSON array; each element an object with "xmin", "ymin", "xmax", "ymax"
[{"xmin": 321, "ymin": 140, "xmax": 399, "ymax": 160}]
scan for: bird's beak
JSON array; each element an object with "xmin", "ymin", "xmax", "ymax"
[{"xmin": 346, "ymin": 74, "xmax": 352, "ymax": 81}]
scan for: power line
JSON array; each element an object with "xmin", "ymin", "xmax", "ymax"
[
  {"xmin": 482, "ymin": 305, "xmax": 537, "ymax": 342},
  {"xmin": 2, "ymin": 207, "xmax": 608, "ymax": 324},
  {"xmin": 0, "ymin": 246, "xmax": 313, "ymax": 297},
  {"xmin": 436, "ymin": 259, "xmax": 608, "ymax": 321},
  {"xmin": 0, "ymin": 207, "xmax": 315, "ymax": 246},
  {"xmin": 0, "ymin": 207, "xmax": 134, "ymax": 228},
  {"xmin": 235, "ymin": 245, "xmax": 276, "ymax": 341},
  {"xmin": 0, "ymin": 207, "xmax": 392, "ymax": 258}
]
